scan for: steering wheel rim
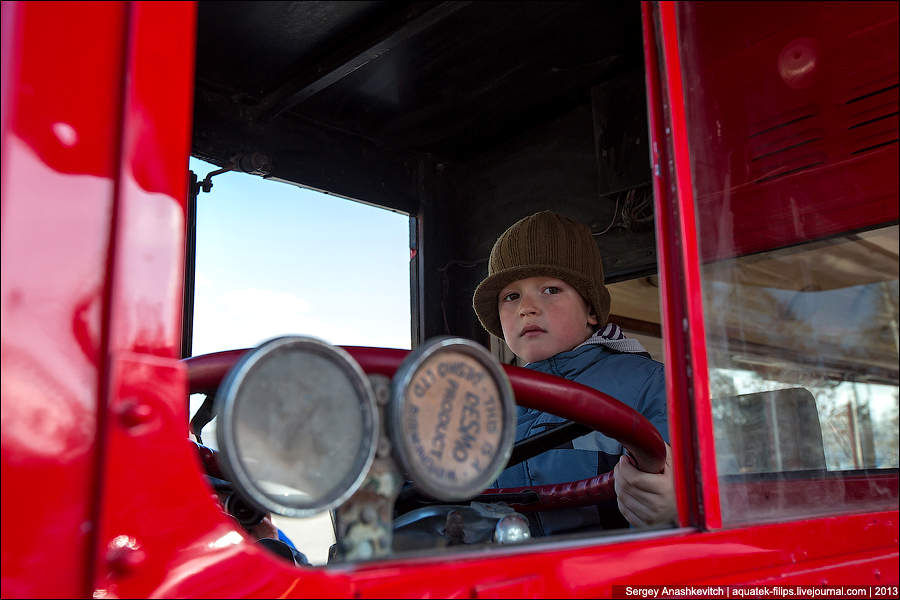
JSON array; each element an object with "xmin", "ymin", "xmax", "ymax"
[{"xmin": 184, "ymin": 346, "xmax": 666, "ymax": 512}]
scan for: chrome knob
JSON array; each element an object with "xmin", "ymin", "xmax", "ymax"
[{"xmin": 493, "ymin": 513, "xmax": 530, "ymax": 544}]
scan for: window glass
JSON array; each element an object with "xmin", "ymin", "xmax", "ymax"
[
  {"xmin": 677, "ymin": 2, "xmax": 899, "ymax": 524},
  {"xmin": 187, "ymin": 156, "xmax": 412, "ymax": 563},
  {"xmin": 189, "ymin": 157, "xmax": 412, "ymax": 356}
]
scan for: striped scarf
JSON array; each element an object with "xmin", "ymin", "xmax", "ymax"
[{"xmin": 574, "ymin": 322, "xmax": 648, "ymax": 354}]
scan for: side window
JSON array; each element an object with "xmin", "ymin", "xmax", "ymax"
[
  {"xmin": 187, "ymin": 156, "xmax": 412, "ymax": 563},
  {"xmin": 189, "ymin": 157, "xmax": 412, "ymax": 356},
  {"xmin": 677, "ymin": 3, "xmax": 899, "ymax": 523}
]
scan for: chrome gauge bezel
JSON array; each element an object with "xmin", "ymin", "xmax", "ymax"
[{"xmin": 216, "ymin": 336, "xmax": 378, "ymax": 518}]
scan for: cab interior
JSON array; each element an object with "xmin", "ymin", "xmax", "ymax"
[
  {"xmin": 186, "ymin": 0, "xmax": 899, "ymax": 564},
  {"xmin": 189, "ymin": 1, "xmax": 659, "ymax": 350}
]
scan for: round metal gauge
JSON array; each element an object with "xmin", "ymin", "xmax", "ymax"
[
  {"xmin": 390, "ymin": 337, "xmax": 516, "ymax": 502},
  {"xmin": 216, "ymin": 336, "xmax": 378, "ymax": 518}
]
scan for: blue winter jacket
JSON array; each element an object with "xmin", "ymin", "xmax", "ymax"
[{"xmin": 494, "ymin": 344, "xmax": 668, "ymax": 535}]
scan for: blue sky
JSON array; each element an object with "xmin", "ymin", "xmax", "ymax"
[{"xmin": 189, "ymin": 157, "xmax": 412, "ymax": 355}]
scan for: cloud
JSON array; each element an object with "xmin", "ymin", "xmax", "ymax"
[
  {"xmin": 193, "ymin": 287, "xmax": 315, "ymax": 354},
  {"xmin": 191, "ymin": 287, "xmax": 410, "ymax": 356}
]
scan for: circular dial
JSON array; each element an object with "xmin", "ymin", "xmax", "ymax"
[
  {"xmin": 391, "ymin": 338, "xmax": 515, "ymax": 502},
  {"xmin": 216, "ymin": 336, "xmax": 377, "ymax": 518}
]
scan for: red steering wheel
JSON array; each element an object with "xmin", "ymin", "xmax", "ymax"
[{"xmin": 184, "ymin": 346, "xmax": 666, "ymax": 512}]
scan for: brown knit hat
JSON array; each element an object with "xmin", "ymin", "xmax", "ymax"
[{"xmin": 472, "ymin": 211, "xmax": 611, "ymax": 339}]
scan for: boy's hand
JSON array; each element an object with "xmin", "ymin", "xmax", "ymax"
[
  {"xmin": 244, "ymin": 513, "xmax": 280, "ymax": 540},
  {"xmin": 613, "ymin": 443, "xmax": 676, "ymax": 528},
  {"xmin": 211, "ymin": 490, "xmax": 279, "ymax": 540}
]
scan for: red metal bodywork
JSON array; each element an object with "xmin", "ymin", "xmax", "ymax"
[
  {"xmin": 655, "ymin": 0, "xmax": 722, "ymax": 532},
  {"xmin": 2, "ymin": 2, "xmax": 128, "ymax": 596},
  {"xmin": 680, "ymin": 1, "xmax": 900, "ymax": 262},
  {"xmin": 1, "ymin": 1, "xmax": 897, "ymax": 598}
]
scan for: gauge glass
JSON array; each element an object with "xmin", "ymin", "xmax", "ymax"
[{"xmin": 217, "ymin": 337, "xmax": 377, "ymax": 517}]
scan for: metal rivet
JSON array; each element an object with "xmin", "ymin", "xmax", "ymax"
[
  {"xmin": 118, "ymin": 401, "xmax": 153, "ymax": 428},
  {"xmin": 376, "ymin": 385, "xmax": 389, "ymax": 406},
  {"xmin": 106, "ymin": 536, "xmax": 145, "ymax": 575},
  {"xmin": 361, "ymin": 505, "xmax": 378, "ymax": 525},
  {"xmin": 376, "ymin": 437, "xmax": 391, "ymax": 458}
]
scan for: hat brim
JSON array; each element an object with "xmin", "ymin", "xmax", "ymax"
[{"xmin": 472, "ymin": 264, "xmax": 601, "ymax": 340}]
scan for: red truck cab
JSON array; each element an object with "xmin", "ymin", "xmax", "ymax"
[{"xmin": 2, "ymin": 1, "xmax": 898, "ymax": 597}]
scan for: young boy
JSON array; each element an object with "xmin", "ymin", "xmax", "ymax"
[{"xmin": 472, "ymin": 210, "xmax": 675, "ymax": 535}]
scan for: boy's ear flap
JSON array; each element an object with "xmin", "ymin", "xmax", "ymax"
[{"xmin": 587, "ymin": 308, "xmax": 599, "ymax": 327}]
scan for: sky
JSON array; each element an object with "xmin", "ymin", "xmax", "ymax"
[
  {"xmin": 188, "ymin": 157, "xmax": 412, "ymax": 356},
  {"xmin": 187, "ymin": 158, "xmax": 412, "ymax": 563}
]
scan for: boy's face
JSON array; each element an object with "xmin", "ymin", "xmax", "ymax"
[{"xmin": 498, "ymin": 276, "xmax": 598, "ymax": 364}]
